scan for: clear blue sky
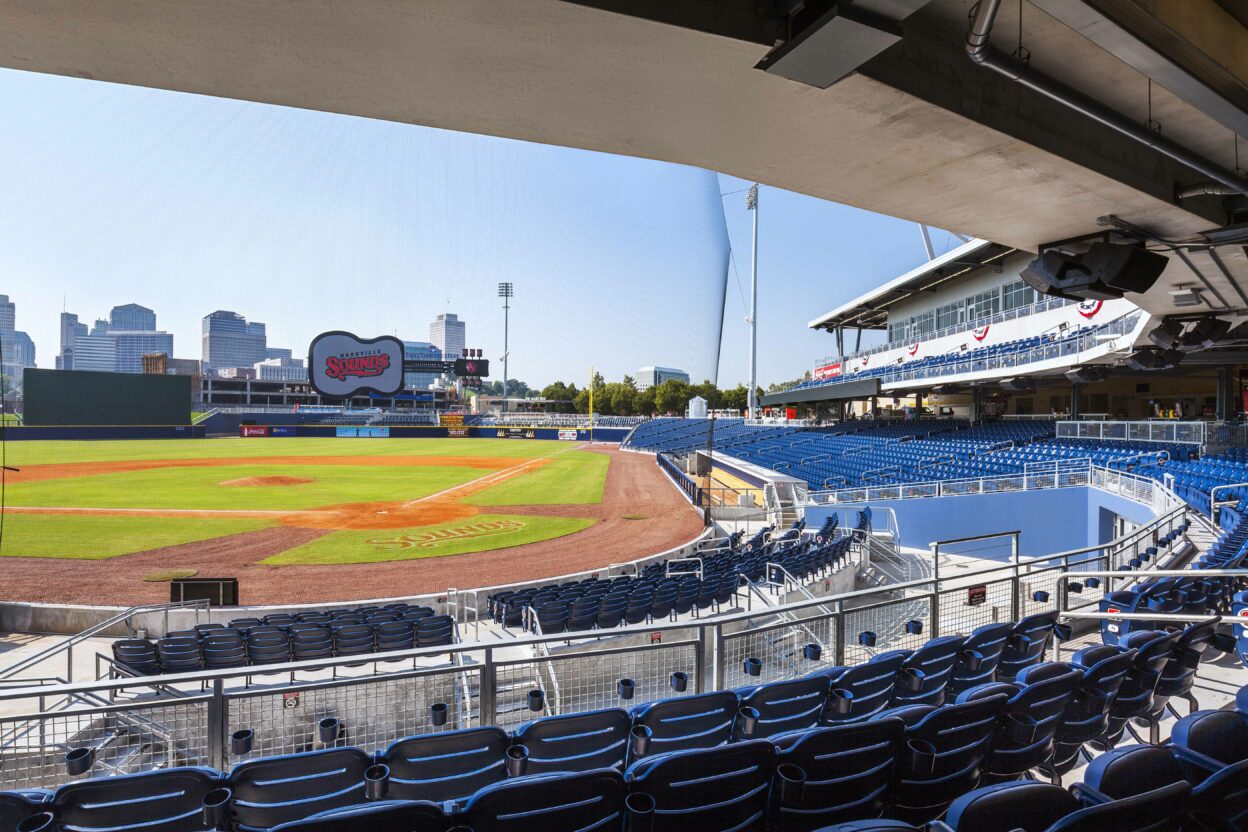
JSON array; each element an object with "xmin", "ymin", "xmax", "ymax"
[{"xmin": 0, "ymin": 68, "xmax": 961, "ymax": 390}]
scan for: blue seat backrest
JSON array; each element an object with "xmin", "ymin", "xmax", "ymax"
[
  {"xmin": 514, "ymin": 709, "xmax": 632, "ymax": 774},
  {"xmin": 267, "ymin": 800, "xmax": 446, "ymax": 832},
  {"xmin": 625, "ymin": 740, "xmax": 776, "ymax": 832},
  {"xmin": 53, "ymin": 767, "xmax": 223, "ymax": 832},
  {"xmin": 739, "ymin": 675, "xmax": 830, "ymax": 738},
  {"xmin": 998, "ymin": 611, "xmax": 1058, "ymax": 679},
  {"xmin": 895, "ymin": 636, "xmax": 966, "ymax": 707},
  {"xmin": 822, "ymin": 653, "xmax": 907, "ymax": 724},
  {"xmin": 1171, "ymin": 709, "xmax": 1248, "ymax": 765},
  {"xmin": 772, "ymin": 719, "xmax": 906, "ymax": 827},
  {"xmin": 630, "ymin": 691, "xmax": 740, "ymax": 757},
  {"xmin": 379, "ymin": 726, "xmax": 510, "ymax": 803},
  {"xmin": 949, "ymin": 624, "xmax": 1011, "ymax": 695},
  {"xmin": 462, "ymin": 768, "xmax": 626, "ymax": 832},
  {"xmin": 228, "ymin": 748, "xmax": 372, "ymax": 830},
  {"xmin": 0, "ymin": 790, "xmax": 51, "ymax": 832}
]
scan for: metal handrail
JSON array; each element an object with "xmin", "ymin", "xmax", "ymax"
[
  {"xmin": 1211, "ymin": 481, "xmax": 1248, "ymax": 521},
  {"xmin": 0, "ymin": 599, "xmax": 210, "ymax": 683}
]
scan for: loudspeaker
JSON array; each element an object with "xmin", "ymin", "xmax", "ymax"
[
  {"xmin": 999, "ymin": 377, "xmax": 1035, "ymax": 392},
  {"xmin": 1147, "ymin": 319, "xmax": 1184, "ymax": 350},
  {"xmin": 1178, "ymin": 316, "xmax": 1231, "ymax": 351},
  {"xmin": 1125, "ymin": 347, "xmax": 1183, "ymax": 371},
  {"xmin": 1022, "ymin": 243, "xmax": 1168, "ymax": 300},
  {"xmin": 1065, "ymin": 366, "xmax": 1109, "ymax": 384}
]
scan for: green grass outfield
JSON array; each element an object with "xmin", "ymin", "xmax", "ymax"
[{"xmin": 2, "ymin": 438, "xmax": 608, "ymax": 563}]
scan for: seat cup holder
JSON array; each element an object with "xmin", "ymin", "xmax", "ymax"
[
  {"xmin": 743, "ymin": 657, "xmax": 762, "ymax": 677},
  {"xmin": 506, "ymin": 744, "xmax": 529, "ymax": 777},
  {"xmin": 803, "ymin": 643, "xmax": 822, "ymax": 661},
  {"xmin": 65, "ymin": 747, "xmax": 93, "ymax": 776},
  {"xmin": 901, "ymin": 667, "xmax": 926, "ymax": 693},
  {"xmin": 1007, "ymin": 634, "xmax": 1030, "ymax": 653},
  {"xmin": 630, "ymin": 724, "xmax": 652, "ymax": 758},
  {"xmin": 430, "ymin": 702, "xmax": 449, "ymax": 726},
  {"xmin": 624, "ymin": 792, "xmax": 656, "ymax": 832},
  {"xmin": 776, "ymin": 763, "xmax": 806, "ymax": 804},
  {"xmin": 365, "ymin": 763, "xmax": 390, "ymax": 800},
  {"xmin": 829, "ymin": 688, "xmax": 855, "ymax": 716},
  {"xmin": 317, "ymin": 717, "xmax": 340, "ymax": 745},
  {"xmin": 1006, "ymin": 713, "xmax": 1040, "ymax": 744},
  {"xmin": 960, "ymin": 650, "xmax": 984, "ymax": 673},
  {"xmin": 203, "ymin": 787, "xmax": 232, "ymax": 829},
  {"xmin": 907, "ymin": 739, "xmax": 937, "ymax": 777},
  {"xmin": 669, "ymin": 671, "xmax": 688, "ymax": 692},
  {"xmin": 230, "ymin": 729, "xmax": 254, "ymax": 756},
  {"xmin": 1054, "ymin": 624, "xmax": 1073, "ymax": 642},
  {"xmin": 16, "ymin": 813, "xmax": 54, "ymax": 832},
  {"xmin": 618, "ymin": 678, "xmax": 636, "ymax": 700},
  {"xmin": 737, "ymin": 706, "xmax": 760, "ymax": 738},
  {"xmin": 527, "ymin": 689, "xmax": 545, "ymax": 712}
]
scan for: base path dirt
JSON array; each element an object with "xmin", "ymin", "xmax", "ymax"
[{"xmin": 0, "ymin": 447, "xmax": 704, "ymax": 605}]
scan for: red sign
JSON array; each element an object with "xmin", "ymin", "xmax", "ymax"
[
  {"xmin": 324, "ymin": 352, "xmax": 391, "ymax": 381},
  {"xmin": 813, "ymin": 362, "xmax": 842, "ymax": 380},
  {"xmin": 649, "ymin": 632, "xmax": 662, "ymax": 644},
  {"xmin": 967, "ymin": 585, "xmax": 987, "ymax": 606},
  {"xmin": 240, "ymin": 425, "xmax": 270, "ymax": 437}
]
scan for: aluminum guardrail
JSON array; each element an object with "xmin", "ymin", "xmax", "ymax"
[{"xmin": 1056, "ymin": 419, "xmax": 1206, "ymax": 446}]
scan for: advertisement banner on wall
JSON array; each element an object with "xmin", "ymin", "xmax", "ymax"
[
  {"xmin": 308, "ymin": 331, "xmax": 405, "ymax": 399},
  {"xmin": 813, "ymin": 362, "xmax": 842, "ymax": 381},
  {"xmin": 240, "ymin": 425, "xmax": 270, "ymax": 437},
  {"xmin": 336, "ymin": 426, "xmax": 391, "ymax": 438},
  {"xmin": 558, "ymin": 429, "xmax": 579, "ymax": 441},
  {"xmin": 270, "ymin": 426, "xmax": 298, "ymax": 437},
  {"xmin": 497, "ymin": 427, "xmax": 535, "ymax": 439}
]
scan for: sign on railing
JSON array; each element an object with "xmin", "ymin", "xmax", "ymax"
[{"xmin": 1056, "ymin": 420, "xmax": 1205, "ymax": 445}]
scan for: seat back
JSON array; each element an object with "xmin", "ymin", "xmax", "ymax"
[
  {"xmin": 773, "ymin": 719, "xmax": 905, "ymax": 827},
  {"xmin": 1050, "ymin": 782, "xmax": 1190, "ymax": 832},
  {"xmin": 949, "ymin": 624, "xmax": 1011, "ymax": 695},
  {"xmin": 268, "ymin": 800, "xmax": 447, "ymax": 832},
  {"xmin": 0, "ymin": 790, "xmax": 50, "ymax": 832},
  {"xmin": 971, "ymin": 662, "xmax": 1081, "ymax": 779},
  {"xmin": 998, "ymin": 611, "xmax": 1058, "ymax": 680},
  {"xmin": 945, "ymin": 781, "xmax": 1080, "ymax": 832},
  {"xmin": 894, "ymin": 636, "xmax": 966, "ymax": 707},
  {"xmin": 514, "ymin": 709, "xmax": 631, "ymax": 774},
  {"xmin": 202, "ymin": 631, "xmax": 248, "ymax": 669},
  {"xmin": 1171, "ymin": 709, "xmax": 1248, "ymax": 765},
  {"xmin": 379, "ymin": 726, "xmax": 510, "ymax": 802},
  {"xmin": 111, "ymin": 639, "xmax": 160, "ymax": 675},
  {"xmin": 227, "ymin": 748, "xmax": 372, "ymax": 830},
  {"xmin": 739, "ymin": 675, "xmax": 829, "ymax": 738},
  {"xmin": 891, "ymin": 694, "xmax": 1008, "ymax": 823},
  {"xmin": 462, "ymin": 768, "xmax": 626, "ymax": 832},
  {"xmin": 1051, "ymin": 646, "xmax": 1133, "ymax": 773},
  {"xmin": 821, "ymin": 652, "xmax": 907, "ymax": 724},
  {"xmin": 416, "ymin": 615, "xmax": 455, "ymax": 646},
  {"xmin": 53, "ymin": 767, "xmax": 222, "ymax": 832},
  {"xmin": 630, "ymin": 691, "xmax": 740, "ymax": 759},
  {"xmin": 625, "ymin": 740, "xmax": 776, "ymax": 832}
]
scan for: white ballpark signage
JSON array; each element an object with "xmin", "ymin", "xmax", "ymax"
[{"xmin": 308, "ymin": 331, "xmax": 405, "ymax": 399}]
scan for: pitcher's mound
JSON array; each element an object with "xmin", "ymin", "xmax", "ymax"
[{"xmin": 221, "ymin": 476, "xmax": 315, "ymax": 487}]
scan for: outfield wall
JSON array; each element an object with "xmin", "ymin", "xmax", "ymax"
[
  {"xmin": 1, "ymin": 422, "xmax": 629, "ymax": 442},
  {"xmin": 4, "ymin": 425, "xmax": 205, "ymax": 440}
]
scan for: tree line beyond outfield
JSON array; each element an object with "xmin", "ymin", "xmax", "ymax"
[{"xmin": 476, "ymin": 372, "xmax": 810, "ymax": 416}]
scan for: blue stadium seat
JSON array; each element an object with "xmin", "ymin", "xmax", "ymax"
[
  {"xmin": 378, "ymin": 727, "xmax": 510, "ymax": 803},
  {"xmin": 51, "ymin": 767, "xmax": 224, "ymax": 832},
  {"xmin": 818, "ymin": 652, "xmax": 907, "ymax": 724},
  {"xmin": 997, "ymin": 611, "xmax": 1059, "ymax": 680},
  {"xmin": 513, "ymin": 709, "xmax": 632, "ymax": 774},
  {"xmin": 0, "ymin": 790, "xmax": 50, "ymax": 832},
  {"xmin": 462, "ymin": 768, "xmax": 626, "ymax": 832},
  {"xmin": 948, "ymin": 623, "xmax": 1011, "ymax": 696},
  {"xmin": 629, "ymin": 691, "xmax": 741, "ymax": 759},
  {"xmin": 625, "ymin": 740, "xmax": 776, "ymax": 832},
  {"xmin": 268, "ymin": 800, "xmax": 447, "ymax": 832},
  {"xmin": 737, "ymin": 675, "xmax": 829, "ymax": 738},
  {"xmin": 227, "ymin": 748, "xmax": 374, "ymax": 830}
]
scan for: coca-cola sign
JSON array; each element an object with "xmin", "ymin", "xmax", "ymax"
[{"xmin": 308, "ymin": 331, "xmax": 405, "ymax": 399}]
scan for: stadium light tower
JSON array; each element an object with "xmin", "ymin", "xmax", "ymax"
[
  {"xmin": 498, "ymin": 282, "xmax": 513, "ymax": 413},
  {"xmin": 746, "ymin": 183, "xmax": 759, "ymax": 420}
]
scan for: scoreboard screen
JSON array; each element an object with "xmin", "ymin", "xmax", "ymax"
[{"xmin": 454, "ymin": 358, "xmax": 489, "ymax": 377}]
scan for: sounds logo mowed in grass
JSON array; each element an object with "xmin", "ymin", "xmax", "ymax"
[{"xmin": 368, "ymin": 519, "xmax": 525, "ymax": 550}]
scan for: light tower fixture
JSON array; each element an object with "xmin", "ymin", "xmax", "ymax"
[
  {"xmin": 498, "ymin": 282, "xmax": 514, "ymax": 414},
  {"xmin": 746, "ymin": 183, "xmax": 759, "ymax": 420}
]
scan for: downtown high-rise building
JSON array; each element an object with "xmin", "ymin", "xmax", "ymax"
[
  {"xmin": 202, "ymin": 310, "xmax": 267, "ymax": 372},
  {"xmin": 61, "ymin": 303, "xmax": 172, "ymax": 374},
  {"xmin": 429, "ymin": 313, "xmax": 465, "ymax": 361},
  {"xmin": 403, "ymin": 341, "xmax": 442, "ymax": 390},
  {"xmin": 57, "ymin": 312, "xmax": 88, "ymax": 369},
  {"xmin": 0, "ymin": 294, "xmax": 37, "ymax": 376},
  {"xmin": 109, "ymin": 303, "xmax": 157, "ymax": 332}
]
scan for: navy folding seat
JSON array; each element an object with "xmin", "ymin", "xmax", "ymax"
[
  {"xmin": 1048, "ymin": 644, "xmax": 1133, "ymax": 775},
  {"xmin": 52, "ymin": 767, "xmax": 224, "ymax": 832},
  {"xmin": 629, "ymin": 691, "xmax": 741, "ymax": 759},
  {"xmin": 263, "ymin": 613, "xmax": 297, "ymax": 627},
  {"xmin": 817, "ymin": 652, "xmax": 906, "ymax": 724},
  {"xmin": 268, "ymin": 801, "xmax": 447, "ymax": 832},
  {"xmin": 416, "ymin": 615, "xmax": 455, "ymax": 647},
  {"xmin": 463, "ymin": 768, "xmax": 626, "ymax": 832},
  {"xmin": 373, "ymin": 620, "xmax": 415, "ymax": 655},
  {"xmin": 884, "ymin": 693, "xmax": 1008, "ymax": 822},
  {"xmin": 201, "ymin": 630, "xmax": 248, "ymax": 670},
  {"xmin": 948, "ymin": 623, "xmax": 1011, "ymax": 696},
  {"xmin": 514, "ymin": 708, "xmax": 632, "ymax": 774},
  {"xmin": 378, "ymin": 726, "xmax": 510, "ymax": 803},
  {"xmin": 959, "ymin": 661, "xmax": 1080, "ymax": 781},
  {"xmin": 331, "ymin": 623, "xmax": 375, "ymax": 659},
  {"xmin": 230, "ymin": 617, "xmax": 264, "ymax": 630},
  {"xmin": 295, "ymin": 612, "xmax": 331, "ymax": 624},
  {"xmin": 649, "ymin": 587, "xmax": 678, "ymax": 621},
  {"xmin": 401, "ymin": 608, "xmax": 434, "ymax": 623},
  {"xmin": 156, "ymin": 635, "xmax": 203, "ymax": 674},
  {"xmin": 566, "ymin": 597, "xmax": 599, "ymax": 631},
  {"xmin": 227, "ymin": 748, "xmax": 373, "ymax": 830},
  {"xmin": 111, "ymin": 638, "xmax": 160, "ymax": 675},
  {"xmin": 0, "ymin": 790, "xmax": 50, "ymax": 832},
  {"xmin": 1150, "ymin": 617, "xmax": 1219, "ymax": 718},
  {"xmin": 772, "ymin": 719, "xmax": 905, "ymax": 830},
  {"xmin": 535, "ymin": 601, "xmax": 570, "ymax": 634},
  {"xmin": 246, "ymin": 628, "xmax": 291, "ymax": 666},
  {"xmin": 891, "ymin": 635, "xmax": 965, "ymax": 707},
  {"xmin": 738, "ymin": 675, "xmax": 829, "ymax": 738},
  {"xmin": 1085, "ymin": 742, "xmax": 1248, "ymax": 831},
  {"xmin": 289, "ymin": 625, "xmax": 334, "ymax": 662},
  {"xmin": 945, "ymin": 781, "xmax": 1080, "ymax": 832},
  {"xmin": 1096, "ymin": 630, "xmax": 1179, "ymax": 746},
  {"xmin": 596, "ymin": 595, "xmax": 627, "ymax": 628},
  {"xmin": 625, "ymin": 740, "xmax": 776, "ymax": 832},
  {"xmin": 997, "ymin": 611, "xmax": 1058, "ymax": 680}
]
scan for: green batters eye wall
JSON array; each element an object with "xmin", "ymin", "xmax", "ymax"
[{"xmin": 22, "ymin": 368, "xmax": 191, "ymax": 426}]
